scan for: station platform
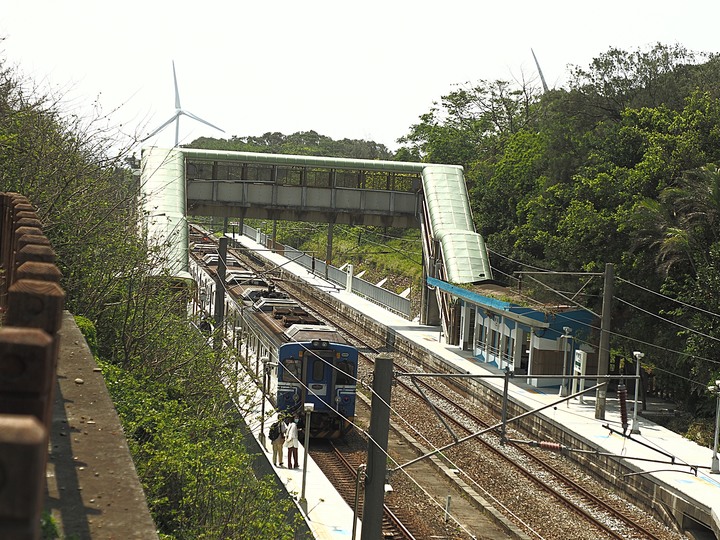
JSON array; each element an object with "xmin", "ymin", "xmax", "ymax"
[{"xmin": 244, "ymin": 393, "xmax": 362, "ymax": 540}]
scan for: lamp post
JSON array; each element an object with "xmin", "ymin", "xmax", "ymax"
[
  {"xmin": 300, "ymin": 402, "xmax": 314, "ymax": 512},
  {"xmin": 198, "ymin": 289, "xmax": 207, "ymax": 315},
  {"xmin": 259, "ymin": 356, "xmax": 270, "ymax": 448},
  {"xmin": 559, "ymin": 327, "xmax": 572, "ymax": 397},
  {"xmin": 631, "ymin": 351, "xmax": 644, "ymax": 435},
  {"xmin": 709, "ymin": 380, "xmax": 720, "ymax": 474}
]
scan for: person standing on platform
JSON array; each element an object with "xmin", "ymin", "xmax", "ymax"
[
  {"xmin": 269, "ymin": 418, "xmax": 286, "ymax": 467},
  {"xmin": 284, "ymin": 414, "xmax": 300, "ymax": 469}
]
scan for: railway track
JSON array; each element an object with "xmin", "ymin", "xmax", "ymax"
[
  {"xmin": 189, "ymin": 231, "xmax": 426, "ymax": 537},
  {"xmin": 386, "ymin": 370, "xmax": 666, "ymax": 540},
  {"xmin": 310, "ymin": 440, "xmax": 418, "ymax": 540},
  {"xmin": 287, "ymin": 280, "xmax": 676, "ymax": 539},
  {"xmin": 193, "ymin": 229, "xmax": 682, "ymax": 540}
]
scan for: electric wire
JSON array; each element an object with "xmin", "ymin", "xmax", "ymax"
[
  {"xmin": 226, "ymin": 317, "xmax": 484, "ymax": 539},
  {"xmin": 485, "ymin": 246, "xmax": 720, "ymax": 375},
  {"xmin": 615, "ymin": 295, "xmax": 720, "ymax": 344},
  {"xmin": 254, "ymin": 341, "xmax": 541, "ymax": 539},
  {"xmin": 208, "ymin": 229, "xmax": 716, "ymax": 538},
  {"xmin": 190, "ymin": 254, "xmax": 480, "ymax": 533},
  {"xmin": 201, "ymin": 225, "xmax": 714, "ymax": 525},
  {"xmin": 240, "ymin": 301, "xmax": 544, "ymax": 536},
  {"xmin": 196, "ymin": 249, "xmax": 538, "ymax": 538},
  {"xmin": 207, "ymin": 229, "xmax": 720, "ymax": 399},
  {"xmin": 547, "ymin": 308, "xmax": 720, "ymax": 372},
  {"xmin": 197, "ymin": 231, "xmax": 677, "ymax": 539},
  {"xmin": 616, "ymin": 276, "xmax": 720, "ymax": 320}
]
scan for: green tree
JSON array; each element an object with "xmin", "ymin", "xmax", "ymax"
[
  {"xmin": 191, "ymin": 130, "xmax": 395, "ymax": 160},
  {"xmin": 399, "ymin": 78, "xmax": 540, "ymax": 167},
  {"xmin": 102, "ymin": 360, "xmax": 303, "ymax": 539},
  {"xmin": 405, "ymin": 43, "xmax": 720, "ymax": 420},
  {"xmin": 567, "ymin": 43, "xmax": 708, "ymax": 120}
]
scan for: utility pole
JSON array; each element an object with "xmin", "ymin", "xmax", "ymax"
[
  {"xmin": 595, "ymin": 263, "xmax": 613, "ymax": 419},
  {"xmin": 271, "ymin": 220, "xmax": 277, "ymax": 253},
  {"xmin": 361, "ymin": 353, "xmax": 393, "ymax": 540},
  {"xmin": 325, "ymin": 223, "xmax": 334, "ymax": 280},
  {"xmin": 213, "ymin": 236, "xmax": 228, "ymax": 350}
]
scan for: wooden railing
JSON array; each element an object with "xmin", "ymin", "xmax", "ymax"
[{"xmin": 0, "ymin": 193, "xmax": 65, "ymax": 540}]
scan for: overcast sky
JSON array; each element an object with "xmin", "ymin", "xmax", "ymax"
[{"xmin": 3, "ymin": 1, "xmax": 720, "ymax": 152}]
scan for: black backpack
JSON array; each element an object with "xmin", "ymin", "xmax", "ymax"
[{"xmin": 269, "ymin": 423, "xmax": 279, "ymax": 441}]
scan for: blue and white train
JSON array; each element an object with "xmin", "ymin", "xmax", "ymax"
[
  {"xmin": 248, "ymin": 296, "xmax": 358, "ymax": 439},
  {"xmin": 189, "ymin": 229, "xmax": 358, "ymax": 439},
  {"xmin": 277, "ymin": 325, "xmax": 358, "ymax": 438}
]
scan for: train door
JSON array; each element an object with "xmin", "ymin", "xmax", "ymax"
[{"xmin": 278, "ymin": 355, "xmax": 304, "ymax": 411}]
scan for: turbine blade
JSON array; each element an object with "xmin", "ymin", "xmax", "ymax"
[
  {"xmin": 143, "ymin": 113, "xmax": 181, "ymax": 141},
  {"xmin": 172, "ymin": 60, "xmax": 181, "ymax": 109},
  {"xmin": 531, "ymin": 48, "xmax": 549, "ymax": 93},
  {"xmin": 181, "ymin": 110, "xmax": 225, "ymax": 133}
]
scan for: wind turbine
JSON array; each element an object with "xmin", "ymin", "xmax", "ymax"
[{"xmin": 144, "ymin": 61, "xmax": 225, "ymax": 147}]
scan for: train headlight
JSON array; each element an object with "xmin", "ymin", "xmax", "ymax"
[{"xmin": 311, "ymin": 339, "xmax": 329, "ymax": 349}]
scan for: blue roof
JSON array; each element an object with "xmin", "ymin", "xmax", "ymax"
[{"xmin": 427, "ymin": 277, "xmax": 596, "ymax": 336}]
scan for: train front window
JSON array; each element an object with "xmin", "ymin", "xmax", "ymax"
[
  {"xmin": 311, "ymin": 353, "xmax": 325, "ymax": 382},
  {"xmin": 282, "ymin": 358, "xmax": 302, "ymax": 383},
  {"xmin": 336, "ymin": 360, "xmax": 354, "ymax": 385}
]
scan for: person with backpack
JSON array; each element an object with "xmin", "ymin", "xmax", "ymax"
[{"xmin": 269, "ymin": 417, "xmax": 286, "ymax": 467}]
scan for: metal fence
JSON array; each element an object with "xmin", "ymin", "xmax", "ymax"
[{"xmin": 241, "ymin": 224, "xmax": 412, "ymax": 319}]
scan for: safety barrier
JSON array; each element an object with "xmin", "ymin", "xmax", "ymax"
[{"xmin": 0, "ymin": 192, "xmax": 65, "ymax": 540}]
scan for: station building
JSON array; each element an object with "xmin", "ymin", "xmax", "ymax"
[{"xmin": 431, "ymin": 277, "xmax": 597, "ymax": 389}]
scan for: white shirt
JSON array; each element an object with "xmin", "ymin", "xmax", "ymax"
[{"xmin": 284, "ymin": 421, "xmax": 299, "ymax": 448}]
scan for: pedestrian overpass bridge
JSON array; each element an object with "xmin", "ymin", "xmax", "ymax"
[{"xmin": 141, "ymin": 146, "xmax": 495, "ymax": 329}]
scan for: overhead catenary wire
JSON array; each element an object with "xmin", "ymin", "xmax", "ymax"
[
  {"xmin": 615, "ymin": 295, "xmax": 720, "ymax": 345},
  {"xmin": 616, "ymin": 275, "xmax": 720, "ymax": 320},
  {"xmin": 202, "ymin": 238, "xmax": 640, "ymax": 537},
  {"xmin": 203, "ymin": 226, "xmax": 713, "ymax": 536},
  {"xmin": 232, "ymin": 331, "xmax": 485, "ymax": 539},
  {"xmin": 545, "ymin": 302, "xmax": 720, "ymax": 385},
  {"xmin": 490, "ymin": 246, "xmax": 720, "ymax": 330},
  {"xmin": 201, "ymin": 256, "xmax": 536, "ymax": 538},
  {"xmin": 192, "ymin": 254, "xmax": 488, "ymax": 533},
  {"xmin": 219, "ymin": 226, "xmax": 715, "ymax": 392},
  {"xmin": 210, "ymin": 231, "xmax": 720, "ymax": 394},
  {"xmin": 486, "ymin": 246, "xmax": 720, "ymax": 375},
  {"xmin": 268, "ymin": 345, "xmax": 542, "ymax": 539}
]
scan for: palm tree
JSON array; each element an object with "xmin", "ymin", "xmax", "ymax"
[{"xmin": 633, "ymin": 163, "xmax": 720, "ymax": 277}]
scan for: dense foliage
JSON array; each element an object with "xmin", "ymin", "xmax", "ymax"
[
  {"xmin": 400, "ymin": 43, "xmax": 720, "ymax": 426},
  {"xmin": 191, "ymin": 130, "xmax": 399, "ymax": 160},
  {"xmin": 100, "ymin": 357, "xmax": 301, "ymax": 539},
  {"xmin": 0, "ymin": 49, "xmax": 301, "ymax": 538}
]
